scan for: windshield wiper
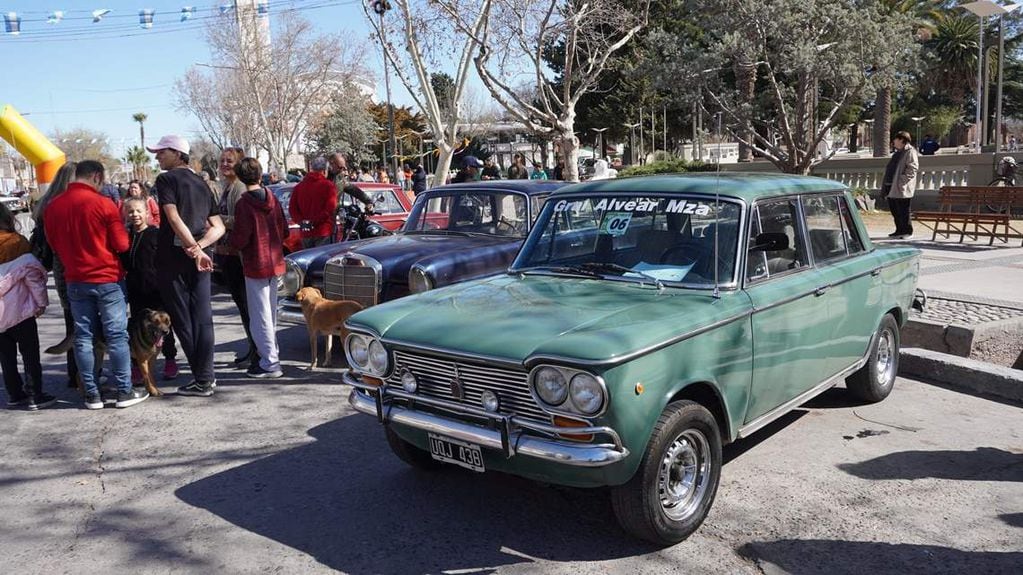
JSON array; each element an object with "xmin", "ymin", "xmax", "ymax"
[
  {"xmin": 517, "ymin": 265, "xmax": 604, "ymax": 279},
  {"xmin": 579, "ymin": 262, "xmax": 664, "ymax": 290}
]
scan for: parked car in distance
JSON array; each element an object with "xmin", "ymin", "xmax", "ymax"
[
  {"xmin": 0, "ymin": 191, "xmax": 28, "ymax": 214},
  {"xmin": 342, "ymin": 173, "xmax": 923, "ymax": 545},
  {"xmin": 277, "ymin": 180, "xmax": 567, "ymax": 323},
  {"xmin": 269, "ymin": 181, "xmax": 412, "ymax": 255}
]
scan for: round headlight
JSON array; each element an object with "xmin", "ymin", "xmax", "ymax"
[
  {"xmin": 401, "ymin": 370, "xmax": 418, "ymax": 393},
  {"xmin": 347, "ymin": 335, "xmax": 370, "ymax": 369},
  {"xmin": 278, "ymin": 260, "xmax": 304, "ymax": 297},
  {"xmin": 368, "ymin": 339, "xmax": 389, "ymax": 374},
  {"xmin": 533, "ymin": 367, "xmax": 568, "ymax": 406},
  {"xmin": 409, "ymin": 266, "xmax": 434, "ymax": 293},
  {"xmin": 569, "ymin": 373, "xmax": 604, "ymax": 415},
  {"xmin": 481, "ymin": 390, "xmax": 500, "ymax": 413}
]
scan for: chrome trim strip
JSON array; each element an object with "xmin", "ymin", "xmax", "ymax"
[
  {"xmin": 736, "ymin": 351, "xmax": 870, "ymax": 439},
  {"xmin": 276, "ymin": 308, "xmax": 306, "ymax": 324},
  {"xmin": 381, "ymin": 339, "xmax": 523, "ymax": 370},
  {"xmin": 749, "ymin": 286, "xmax": 820, "ymax": 314},
  {"xmin": 524, "ymin": 309, "xmax": 753, "ymax": 368},
  {"xmin": 345, "ymin": 374, "xmax": 629, "ymax": 467}
]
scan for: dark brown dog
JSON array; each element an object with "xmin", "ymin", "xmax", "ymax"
[
  {"xmin": 295, "ymin": 287, "xmax": 363, "ymax": 369},
  {"xmin": 47, "ymin": 309, "xmax": 172, "ymax": 397}
]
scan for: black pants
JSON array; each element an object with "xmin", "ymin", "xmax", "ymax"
[
  {"xmin": 0, "ymin": 317, "xmax": 43, "ymax": 401},
  {"xmin": 222, "ymin": 254, "xmax": 255, "ymax": 355},
  {"xmin": 888, "ymin": 197, "xmax": 913, "ymax": 235},
  {"xmin": 158, "ymin": 255, "xmax": 215, "ymax": 384},
  {"xmin": 62, "ymin": 306, "xmax": 79, "ymax": 384}
]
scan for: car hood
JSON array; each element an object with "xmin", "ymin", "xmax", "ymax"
[
  {"xmin": 347, "ymin": 274, "xmax": 753, "ymax": 367},
  {"xmin": 343, "ymin": 232, "xmax": 518, "ymax": 279}
]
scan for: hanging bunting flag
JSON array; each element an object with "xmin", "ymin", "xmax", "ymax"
[
  {"xmin": 257, "ymin": 0, "xmax": 269, "ymax": 17},
  {"xmin": 47, "ymin": 11, "xmax": 64, "ymax": 25},
  {"xmin": 180, "ymin": 7, "xmax": 194, "ymax": 22},
  {"xmin": 139, "ymin": 9, "xmax": 154, "ymax": 29},
  {"xmin": 3, "ymin": 12, "xmax": 20, "ymax": 35},
  {"xmin": 92, "ymin": 9, "xmax": 111, "ymax": 23},
  {"xmin": 219, "ymin": 2, "xmax": 235, "ymax": 15}
]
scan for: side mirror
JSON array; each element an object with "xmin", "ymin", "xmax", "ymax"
[{"xmin": 749, "ymin": 232, "xmax": 789, "ymax": 252}]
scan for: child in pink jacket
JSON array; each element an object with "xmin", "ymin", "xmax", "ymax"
[{"xmin": 0, "ymin": 203, "xmax": 52, "ymax": 410}]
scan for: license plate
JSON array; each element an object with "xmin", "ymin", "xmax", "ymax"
[{"xmin": 428, "ymin": 433, "xmax": 485, "ymax": 472}]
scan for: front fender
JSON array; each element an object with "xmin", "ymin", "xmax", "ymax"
[{"xmin": 415, "ymin": 241, "xmax": 522, "ymax": 288}]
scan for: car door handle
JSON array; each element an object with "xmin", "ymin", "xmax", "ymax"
[
  {"xmin": 870, "ymin": 269, "xmax": 882, "ymax": 277},
  {"xmin": 814, "ymin": 286, "xmax": 829, "ymax": 297}
]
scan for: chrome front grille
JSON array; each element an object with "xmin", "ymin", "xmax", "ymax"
[
  {"xmin": 323, "ymin": 261, "xmax": 378, "ymax": 308},
  {"xmin": 387, "ymin": 351, "xmax": 550, "ymax": 424}
]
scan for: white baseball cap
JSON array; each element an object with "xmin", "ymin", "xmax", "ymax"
[{"xmin": 146, "ymin": 134, "xmax": 190, "ymax": 155}]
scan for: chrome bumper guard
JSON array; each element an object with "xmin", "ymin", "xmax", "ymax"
[
  {"xmin": 344, "ymin": 371, "xmax": 629, "ymax": 467},
  {"xmin": 276, "ymin": 300, "xmax": 305, "ymax": 324}
]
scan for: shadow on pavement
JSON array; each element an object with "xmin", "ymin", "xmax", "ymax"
[
  {"xmin": 837, "ymin": 447, "xmax": 1023, "ymax": 482},
  {"xmin": 175, "ymin": 415, "xmax": 659, "ymax": 574},
  {"xmin": 999, "ymin": 513, "xmax": 1023, "ymax": 528},
  {"xmin": 738, "ymin": 539, "xmax": 1023, "ymax": 575}
]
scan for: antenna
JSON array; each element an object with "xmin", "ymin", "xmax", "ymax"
[{"xmin": 712, "ymin": 112, "xmax": 722, "ymax": 300}]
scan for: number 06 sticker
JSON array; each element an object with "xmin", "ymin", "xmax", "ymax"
[{"xmin": 601, "ymin": 212, "xmax": 633, "ymax": 236}]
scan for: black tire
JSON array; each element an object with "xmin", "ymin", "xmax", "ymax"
[
  {"xmin": 610, "ymin": 400, "xmax": 722, "ymax": 546},
  {"xmin": 385, "ymin": 426, "xmax": 443, "ymax": 470},
  {"xmin": 846, "ymin": 314, "xmax": 899, "ymax": 403}
]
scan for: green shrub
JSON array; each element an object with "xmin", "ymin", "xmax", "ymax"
[{"xmin": 618, "ymin": 159, "xmax": 715, "ymax": 177}]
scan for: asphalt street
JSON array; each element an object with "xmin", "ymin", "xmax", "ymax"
[{"xmin": 0, "ymin": 272, "xmax": 1020, "ymax": 575}]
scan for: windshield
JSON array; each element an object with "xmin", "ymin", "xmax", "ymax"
[
  {"xmin": 513, "ymin": 195, "xmax": 742, "ymax": 287},
  {"xmin": 403, "ymin": 191, "xmax": 529, "ymax": 237}
]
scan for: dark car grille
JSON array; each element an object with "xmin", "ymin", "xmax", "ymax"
[
  {"xmin": 386, "ymin": 351, "xmax": 550, "ymax": 424},
  {"xmin": 323, "ymin": 261, "xmax": 379, "ymax": 308}
]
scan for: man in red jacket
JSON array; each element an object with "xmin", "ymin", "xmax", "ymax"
[
  {"xmin": 44, "ymin": 160, "xmax": 149, "ymax": 409},
  {"xmin": 290, "ymin": 156, "xmax": 337, "ymax": 249}
]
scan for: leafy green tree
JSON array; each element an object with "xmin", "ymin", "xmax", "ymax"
[
  {"xmin": 132, "ymin": 112, "xmax": 147, "ymax": 150},
  {"xmin": 123, "ymin": 145, "xmax": 150, "ymax": 181}
]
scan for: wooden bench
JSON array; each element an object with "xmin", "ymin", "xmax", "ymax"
[{"xmin": 912, "ymin": 186, "xmax": 1023, "ymax": 245}]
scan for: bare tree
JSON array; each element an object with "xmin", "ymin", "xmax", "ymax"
[
  {"xmin": 436, "ymin": 0, "xmax": 651, "ymax": 181},
  {"xmin": 362, "ymin": 0, "xmax": 489, "ymax": 187},
  {"xmin": 176, "ymin": 8, "xmax": 365, "ymax": 171}
]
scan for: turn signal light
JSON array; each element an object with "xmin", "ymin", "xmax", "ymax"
[
  {"xmin": 553, "ymin": 415, "xmax": 593, "ymax": 442},
  {"xmin": 360, "ymin": 375, "xmax": 384, "ymax": 387}
]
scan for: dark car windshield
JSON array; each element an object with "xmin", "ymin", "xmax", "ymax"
[
  {"xmin": 404, "ymin": 191, "xmax": 529, "ymax": 237},
  {"xmin": 512, "ymin": 195, "xmax": 742, "ymax": 287}
]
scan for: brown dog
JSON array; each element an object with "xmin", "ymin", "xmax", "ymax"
[
  {"xmin": 295, "ymin": 287, "xmax": 363, "ymax": 369},
  {"xmin": 47, "ymin": 309, "xmax": 172, "ymax": 397}
]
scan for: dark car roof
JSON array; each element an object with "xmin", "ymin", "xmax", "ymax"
[
  {"xmin": 422, "ymin": 180, "xmax": 568, "ymax": 196},
  {"xmin": 552, "ymin": 173, "xmax": 846, "ymax": 204}
]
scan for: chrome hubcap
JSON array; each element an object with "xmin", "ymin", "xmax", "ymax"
[
  {"xmin": 657, "ymin": 429, "xmax": 711, "ymax": 521},
  {"xmin": 876, "ymin": 329, "xmax": 895, "ymax": 385}
]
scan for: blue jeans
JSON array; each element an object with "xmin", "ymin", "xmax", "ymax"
[{"xmin": 68, "ymin": 282, "xmax": 131, "ymax": 397}]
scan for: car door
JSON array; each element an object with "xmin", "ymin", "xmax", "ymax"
[
  {"xmin": 743, "ymin": 196, "xmax": 834, "ymax": 423},
  {"xmin": 802, "ymin": 192, "xmax": 878, "ymax": 374}
]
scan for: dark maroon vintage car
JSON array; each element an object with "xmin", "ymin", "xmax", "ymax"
[{"xmin": 277, "ymin": 180, "xmax": 567, "ymax": 323}]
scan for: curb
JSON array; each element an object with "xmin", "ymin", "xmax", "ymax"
[{"xmin": 900, "ymin": 347, "xmax": 1023, "ymax": 403}]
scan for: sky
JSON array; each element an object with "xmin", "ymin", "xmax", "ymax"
[{"xmin": 0, "ymin": 0, "xmax": 415, "ymax": 160}]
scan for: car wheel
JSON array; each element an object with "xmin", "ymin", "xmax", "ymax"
[
  {"xmin": 611, "ymin": 400, "xmax": 721, "ymax": 545},
  {"xmin": 385, "ymin": 426, "xmax": 443, "ymax": 470},
  {"xmin": 846, "ymin": 314, "xmax": 899, "ymax": 403}
]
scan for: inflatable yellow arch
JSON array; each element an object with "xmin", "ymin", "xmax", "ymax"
[{"xmin": 0, "ymin": 104, "xmax": 66, "ymax": 191}]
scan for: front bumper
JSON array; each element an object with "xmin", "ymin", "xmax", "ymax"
[
  {"xmin": 277, "ymin": 298, "xmax": 305, "ymax": 324},
  {"xmin": 344, "ymin": 371, "xmax": 629, "ymax": 468}
]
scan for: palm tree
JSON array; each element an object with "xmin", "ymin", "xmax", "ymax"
[
  {"xmin": 873, "ymin": 0, "xmax": 942, "ymax": 157},
  {"xmin": 132, "ymin": 112, "xmax": 148, "ymax": 149},
  {"xmin": 123, "ymin": 146, "xmax": 149, "ymax": 181}
]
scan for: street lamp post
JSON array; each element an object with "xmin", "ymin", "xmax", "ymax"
[
  {"xmin": 372, "ymin": 0, "xmax": 399, "ymax": 180},
  {"xmin": 962, "ymin": 1, "xmax": 1013, "ymax": 150},
  {"xmin": 910, "ymin": 116, "xmax": 926, "ymax": 148},
  {"xmin": 591, "ymin": 127, "xmax": 608, "ymax": 163}
]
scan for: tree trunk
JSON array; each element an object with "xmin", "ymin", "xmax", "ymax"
[
  {"xmin": 139, "ymin": 124, "xmax": 145, "ymax": 150},
  {"xmin": 433, "ymin": 144, "xmax": 454, "ymax": 189},
  {"xmin": 873, "ymin": 87, "xmax": 891, "ymax": 157},
  {"xmin": 735, "ymin": 61, "xmax": 756, "ymax": 162},
  {"xmin": 562, "ymin": 132, "xmax": 580, "ymax": 182},
  {"xmin": 849, "ymin": 123, "xmax": 859, "ymax": 153}
]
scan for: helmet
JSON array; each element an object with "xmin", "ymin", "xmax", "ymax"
[{"xmin": 1002, "ymin": 156, "xmax": 1017, "ymax": 165}]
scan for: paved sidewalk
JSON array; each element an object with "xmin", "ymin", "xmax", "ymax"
[{"xmin": 863, "ymin": 212, "xmax": 1023, "ymax": 310}]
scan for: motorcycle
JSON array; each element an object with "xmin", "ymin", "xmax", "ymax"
[{"xmin": 332, "ymin": 201, "xmax": 391, "ymax": 242}]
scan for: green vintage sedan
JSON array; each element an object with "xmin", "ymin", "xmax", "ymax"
[{"xmin": 342, "ymin": 173, "xmax": 921, "ymax": 545}]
